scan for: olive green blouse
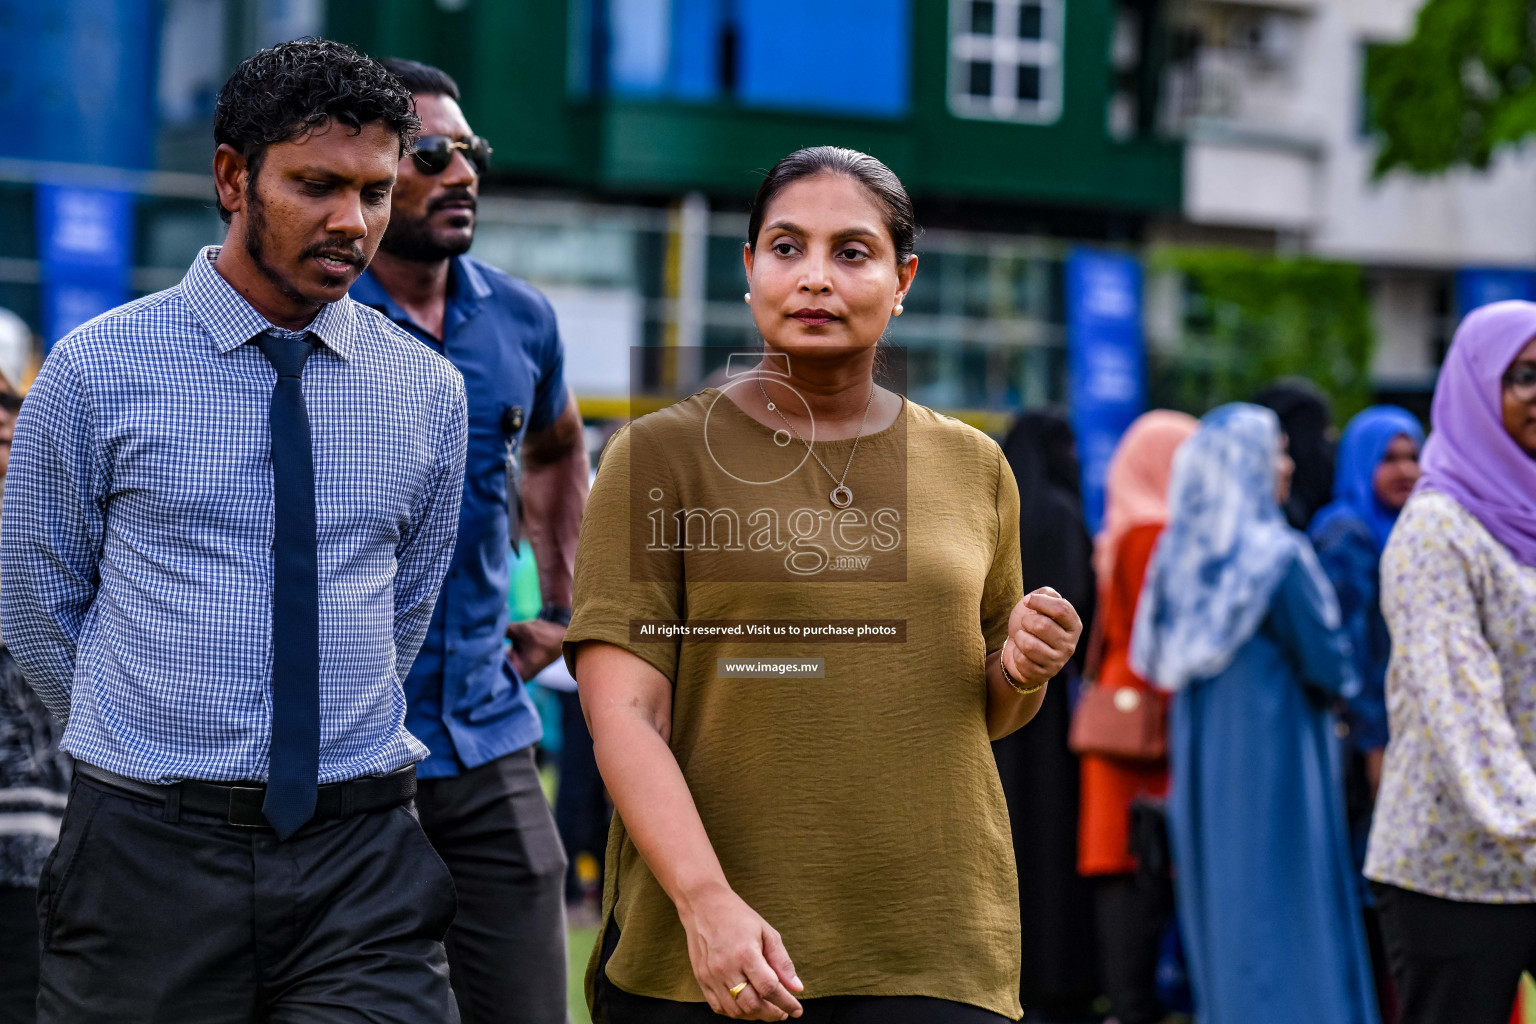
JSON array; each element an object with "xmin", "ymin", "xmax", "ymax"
[{"xmin": 565, "ymin": 390, "xmax": 1026, "ymax": 1020}]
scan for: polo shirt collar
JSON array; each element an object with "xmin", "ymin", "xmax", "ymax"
[
  {"xmin": 352, "ymin": 255, "xmax": 490, "ymax": 340},
  {"xmin": 181, "ymin": 245, "xmax": 357, "ymax": 359},
  {"xmin": 453, "ymin": 254, "xmax": 492, "ymax": 308},
  {"xmin": 347, "ymin": 264, "xmax": 410, "ymax": 325}
]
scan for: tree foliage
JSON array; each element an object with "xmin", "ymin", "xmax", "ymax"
[
  {"xmin": 1367, "ymin": 0, "xmax": 1536, "ymax": 175},
  {"xmin": 1149, "ymin": 250, "xmax": 1377, "ymax": 422}
]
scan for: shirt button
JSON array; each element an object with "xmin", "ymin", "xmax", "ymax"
[
  {"xmin": 450, "ymin": 569, "xmax": 460, "ymax": 579},
  {"xmin": 447, "ymin": 644, "xmax": 457, "ymax": 654}
]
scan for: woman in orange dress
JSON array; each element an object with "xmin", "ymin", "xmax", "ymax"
[{"xmin": 1077, "ymin": 411, "xmax": 1197, "ymax": 1024}]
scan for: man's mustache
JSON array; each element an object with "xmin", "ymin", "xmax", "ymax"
[
  {"xmin": 299, "ymin": 241, "xmax": 366, "ymax": 265},
  {"xmin": 428, "ymin": 190, "xmax": 477, "ymax": 215}
]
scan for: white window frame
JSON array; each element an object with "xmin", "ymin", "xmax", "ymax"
[{"xmin": 947, "ymin": 0, "xmax": 1066, "ymax": 125}]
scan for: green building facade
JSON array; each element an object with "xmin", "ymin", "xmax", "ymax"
[
  {"xmin": 328, "ymin": 0, "xmax": 1179, "ymax": 213},
  {"xmin": 321, "ymin": 0, "xmax": 1181, "ymax": 421}
]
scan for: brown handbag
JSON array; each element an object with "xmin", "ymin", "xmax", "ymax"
[
  {"xmin": 1068, "ymin": 681, "xmax": 1166, "ymax": 762},
  {"xmin": 1067, "ymin": 611, "xmax": 1168, "ymax": 762}
]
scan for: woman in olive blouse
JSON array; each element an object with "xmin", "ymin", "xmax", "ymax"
[{"xmin": 565, "ymin": 148, "xmax": 1082, "ymax": 1023}]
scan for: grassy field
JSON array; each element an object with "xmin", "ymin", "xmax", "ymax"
[
  {"xmin": 542, "ymin": 760, "xmax": 602, "ymax": 1023},
  {"xmin": 539, "ymin": 761, "xmax": 603, "ymax": 1022},
  {"xmin": 568, "ymin": 923, "xmax": 600, "ymax": 1024}
]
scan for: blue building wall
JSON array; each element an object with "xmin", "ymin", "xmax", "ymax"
[
  {"xmin": 671, "ymin": 0, "xmax": 726, "ymax": 100},
  {"xmin": 604, "ymin": 0, "xmax": 910, "ymax": 118},
  {"xmin": 0, "ymin": 0, "xmax": 162, "ymax": 169},
  {"xmin": 738, "ymin": 0, "xmax": 908, "ymax": 118}
]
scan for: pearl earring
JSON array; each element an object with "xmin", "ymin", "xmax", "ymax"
[
  {"xmin": 744, "ymin": 292, "xmax": 751, "ymax": 304},
  {"xmin": 893, "ymin": 304, "xmax": 904, "ymax": 316}
]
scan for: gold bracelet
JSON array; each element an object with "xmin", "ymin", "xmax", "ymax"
[{"xmin": 1000, "ymin": 638, "xmax": 1048, "ymax": 695}]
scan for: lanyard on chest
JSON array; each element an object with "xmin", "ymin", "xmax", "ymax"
[{"xmin": 503, "ymin": 404, "xmax": 526, "ymax": 550}]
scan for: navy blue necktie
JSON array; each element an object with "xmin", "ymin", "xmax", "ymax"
[{"xmin": 256, "ymin": 333, "xmax": 319, "ymax": 839}]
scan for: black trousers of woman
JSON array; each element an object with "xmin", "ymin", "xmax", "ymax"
[
  {"xmin": 594, "ymin": 925, "xmax": 1012, "ymax": 1024},
  {"xmin": 597, "ymin": 983, "xmax": 1013, "ymax": 1024},
  {"xmin": 1373, "ymin": 881, "xmax": 1536, "ymax": 1024}
]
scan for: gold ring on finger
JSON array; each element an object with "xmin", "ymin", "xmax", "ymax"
[{"xmin": 728, "ymin": 981, "xmax": 749, "ymax": 999}]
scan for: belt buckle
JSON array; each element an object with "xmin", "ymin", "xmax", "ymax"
[{"xmin": 226, "ymin": 786, "xmax": 270, "ymax": 828}]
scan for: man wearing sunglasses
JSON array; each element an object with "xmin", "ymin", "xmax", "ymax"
[{"xmin": 349, "ymin": 58, "xmax": 588, "ymax": 1024}]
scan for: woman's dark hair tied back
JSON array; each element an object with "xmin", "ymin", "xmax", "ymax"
[{"xmin": 747, "ymin": 146, "xmax": 917, "ymax": 265}]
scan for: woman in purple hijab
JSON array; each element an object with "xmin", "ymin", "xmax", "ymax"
[{"xmin": 1364, "ymin": 301, "xmax": 1536, "ymax": 1024}]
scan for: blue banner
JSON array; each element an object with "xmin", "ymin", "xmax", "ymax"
[
  {"xmin": 36, "ymin": 184, "xmax": 135, "ymax": 349},
  {"xmin": 1067, "ymin": 248, "xmax": 1147, "ymax": 534},
  {"xmin": 1455, "ymin": 268, "xmax": 1536, "ymax": 319}
]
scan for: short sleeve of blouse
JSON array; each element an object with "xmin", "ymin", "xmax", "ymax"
[
  {"xmin": 981, "ymin": 443, "xmax": 1025, "ymax": 651},
  {"xmin": 563, "ymin": 424, "xmax": 683, "ymax": 681}
]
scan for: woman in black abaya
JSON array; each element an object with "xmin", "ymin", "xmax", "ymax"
[
  {"xmin": 994, "ymin": 409, "xmax": 1099, "ymax": 1017},
  {"xmin": 1254, "ymin": 379, "xmax": 1336, "ymax": 531}
]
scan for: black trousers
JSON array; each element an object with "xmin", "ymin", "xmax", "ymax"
[
  {"xmin": 1374, "ymin": 881, "xmax": 1536, "ymax": 1024},
  {"xmin": 0, "ymin": 885, "xmax": 39, "ymax": 1024},
  {"xmin": 416, "ymin": 747, "xmax": 569, "ymax": 1024},
  {"xmin": 36, "ymin": 774, "xmax": 458, "ymax": 1023},
  {"xmin": 594, "ymin": 924, "xmax": 1012, "ymax": 1024},
  {"xmin": 1093, "ymin": 872, "xmax": 1174, "ymax": 1024},
  {"xmin": 598, "ymin": 991, "xmax": 1014, "ymax": 1024}
]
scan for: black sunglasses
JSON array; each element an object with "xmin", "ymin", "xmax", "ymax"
[{"xmin": 411, "ymin": 134, "xmax": 492, "ymax": 176}]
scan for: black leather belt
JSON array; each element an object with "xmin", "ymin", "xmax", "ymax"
[{"xmin": 74, "ymin": 761, "xmax": 417, "ymax": 829}]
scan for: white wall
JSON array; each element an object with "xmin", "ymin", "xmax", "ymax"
[
  {"xmin": 1368, "ymin": 272, "xmax": 1442, "ymax": 384},
  {"xmin": 1308, "ymin": 0, "xmax": 1536, "ymax": 268},
  {"xmin": 1186, "ymin": 138, "xmax": 1318, "ymax": 230},
  {"xmin": 1177, "ymin": 2, "xmax": 1326, "ymax": 231},
  {"xmin": 1175, "ymin": 0, "xmax": 1536, "ymax": 386},
  {"xmin": 1177, "ymin": 0, "xmax": 1536, "ymax": 266}
]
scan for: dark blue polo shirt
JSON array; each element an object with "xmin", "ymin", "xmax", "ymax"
[{"xmin": 350, "ymin": 255, "xmax": 568, "ymax": 778}]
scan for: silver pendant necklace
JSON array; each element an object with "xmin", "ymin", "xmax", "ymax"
[{"xmin": 757, "ymin": 372, "xmax": 875, "ymax": 509}]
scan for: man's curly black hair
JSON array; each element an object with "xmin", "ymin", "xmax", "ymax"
[{"xmin": 213, "ymin": 38, "xmax": 421, "ymax": 224}]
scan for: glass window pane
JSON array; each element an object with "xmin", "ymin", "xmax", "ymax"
[
  {"xmin": 961, "ymin": 253, "xmax": 991, "ymax": 319},
  {"xmin": 1016, "ymin": 63, "xmax": 1041, "ymax": 101},
  {"xmin": 969, "ymin": 1, "xmax": 995, "ymax": 36},
  {"xmin": 706, "ymin": 234, "xmax": 750, "ymax": 302},
  {"xmin": 968, "ymin": 60, "xmax": 993, "ymax": 97},
  {"xmin": 1018, "ymin": 3, "xmax": 1044, "ymax": 40},
  {"xmin": 959, "ymin": 345, "xmax": 989, "ymax": 407}
]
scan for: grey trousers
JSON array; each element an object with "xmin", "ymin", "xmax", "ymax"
[{"xmin": 416, "ymin": 747, "xmax": 570, "ymax": 1024}]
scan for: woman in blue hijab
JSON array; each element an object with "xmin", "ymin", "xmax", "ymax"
[
  {"xmin": 1131, "ymin": 403, "xmax": 1378, "ymax": 1024},
  {"xmin": 1308, "ymin": 407, "xmax": 1422, "ymax": 1020},
  {"xmin": 1310, "ymin": 407, "xmax": 1424, "ymax": 771}
]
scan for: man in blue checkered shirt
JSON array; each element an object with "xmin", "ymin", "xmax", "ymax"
[{"xmin": 0, "ymin": 40, "xmax": 469, "ymax": 1022}]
